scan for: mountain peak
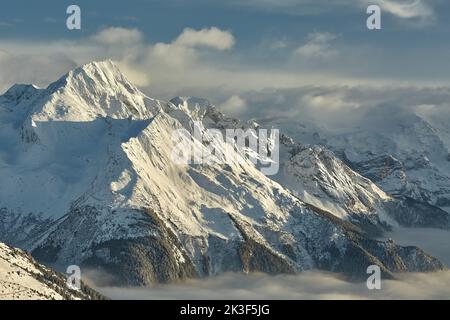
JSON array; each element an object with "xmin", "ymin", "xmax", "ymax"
[
  {"xmin": 47, "ymin": 59, "xmax": 136, "ymax": 94},
  {"xmin": 29, "ymin": 60, "xmax": 155, "ymax": 121},
  {"xmin": 79, "ymin": 59, "xmax": 116, "ymax": 71},
  {"xmin": 1, "ymin": 84, "xmax": 42, "ymax": 104},
  {"xmin": 72, "ymin": 59, "xmax": 122, "ymax": 81}
]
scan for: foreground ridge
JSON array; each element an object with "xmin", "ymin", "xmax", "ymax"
[{"xmin": 0, "ymin": 242, "xmax": 103, "ymax": 300}]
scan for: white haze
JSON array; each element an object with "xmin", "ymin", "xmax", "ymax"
[
  {"xmin": 96, "ymin": 270, "xmax": 450, "ymax": 300},
  {"xmin": 90, "ymin": 226, "xmax": 450, "ymax": 300}
]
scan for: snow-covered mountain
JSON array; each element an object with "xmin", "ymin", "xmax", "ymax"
[
  {"xmin": 195, "ymin": 100, "xmax": 448, "ymax": 234},
  {"xmin": 0, "ymin": 61, "xmax": 445, "ymax": 285},
  {"xmin": 334, "ymin": 107, "xmax": 450, "ymax": 206},
  {"xmin": 276, "ymin": 136, "xmax": 450, "ymax": 231},
  {"xmin": 0, "ymin": 242, "xmax": 102, "ymax": 300},
  {"xmin": 340, "ymin": 111, "xmax": 450, "ymax": 213},
  {"xmin": 252, "ymin": 109, "xmax": 450, "ymax": 230}
]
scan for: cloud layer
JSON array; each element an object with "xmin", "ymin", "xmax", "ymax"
[
  {"xmin": 96, "ymin": 270, "xmax": 450, "ymax": 300},
  {"xmin": 0, "ymin": 26, "xmax": 235, "ymax": 95},
  {"xmin": 2, "ymin": 19, "xmax": 449, "ymax": 100},
  {"xmin": 90, "ymin": 223, "xmax": 450, "ymax": 300},
  {"xmin": 215, "ymin": 86, "xmax": 450, "ymax": 131},
  {"xmin": 0, "ymin": 26, "xmax": 328, "ymax": 98}
]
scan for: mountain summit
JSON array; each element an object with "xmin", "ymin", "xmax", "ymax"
[{"xmin": 31, "ymin": 60, "xmax": 157, "ymax": 122}]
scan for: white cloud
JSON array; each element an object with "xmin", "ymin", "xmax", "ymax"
[
  {"xmin": 218, "ymin": 86, "xmax": 450, "ymax": 133},
  {"xmin": 219, "ymin": 95, "xmax": 247, "ymax": 115},
  {"xmin": 90, "ymin": 27, "xmax": 144, "ymax": 45},
  {"xmin": 1, "ymin": 26, "xmax": 362, "ymax": 99},
  {"xmin": 116, "ymin": 60, "xmax": 152, "ymax": 87},
  {"xmin": 226, "ymin": 0, "xmax": 436, "ymax": 21},
  {"xmin": 174, "ymin": 27, "xmax": 235, "ymax": 50},
  {"xmin": 1, "ymin": 25, "xmax": 447, "ymax": 100},
  {"xmin": 0, "ymin": 47, "xmax": 78, "ymax": 93},
  {"xmin": 301, "ymin": 91, "xmax": 360, "ymax": 112},
  {"xmin": 94, "ymin": 270, "xmax": 450, "ymax": 300},
  {"xmin": 295, "ymin": 32, "xmax": 338, "ymax": 59},
  {"xmin": 86, "ymin": 223, "xmax": 450, "ymax": 300},
  {"xmin": 0, "ymin": 27, "xmax": 236, "ymax": 95},
  {"xmin": 370, "ymin": 0, "xmax": 435, "ymax": 20}
]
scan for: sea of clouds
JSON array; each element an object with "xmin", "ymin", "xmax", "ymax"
[
  {"xmin": 92, "ymin": 227, "xmax": 450, "ymax": 300},
  {"xmin": 97, "ymin": 270, "xmax": 450, "ymax": 300}
]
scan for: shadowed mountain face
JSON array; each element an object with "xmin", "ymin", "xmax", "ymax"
[{"xmin": 0, "ymin": 61, "xmax": 445, "ymax": 286}]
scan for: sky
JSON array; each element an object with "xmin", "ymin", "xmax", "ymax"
[{"xmin": 1, "ymin": 0, "xmax": 450, "ymax": 102}]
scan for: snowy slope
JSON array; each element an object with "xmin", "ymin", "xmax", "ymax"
[
  {"xmin": 276, "ymin": 142, "xmax": 395, "ymax": 233},
  {"xmin": 0, "ymin": 242, "xmax": 102, "ymax": 300},
  {"xmin": 0, "ymin": 61, "xmax": 445, "ymax": 285},
  {"xmin": 252, "ymin": 112, "xmax": 450, "ymax": 230},
  {"xmin": 194, "ymin": 100, "xmax": 448, "ymax": 232},
  {"xmin": 331, "ymin": 108, "xmax": 450, "ymax": 208}
]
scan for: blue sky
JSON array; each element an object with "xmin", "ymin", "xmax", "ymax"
[
  {"xmin": 1, "ymin": 1, "xmax": 447, "ymax": 45},
  {"xmin": 1, "ymin": 0, "xmax": 450, "ymax": 101}
]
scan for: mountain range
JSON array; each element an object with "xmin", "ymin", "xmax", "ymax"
[{"xmin": 0, "ymin": 60, "xmax": 446, "ymax": 288}]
